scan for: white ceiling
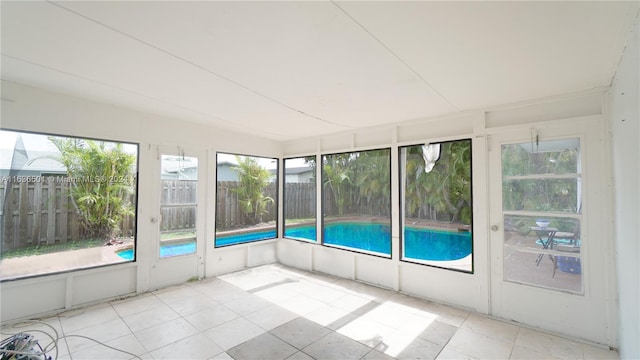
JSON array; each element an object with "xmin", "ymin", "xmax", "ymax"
[{"xmin": 2, "ymin": 1, "xmax": 638, "ymax": 141}]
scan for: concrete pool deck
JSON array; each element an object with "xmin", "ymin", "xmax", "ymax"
[{"xmin": 0, "ymin": 241, "xmax": 132, "ymax": 280}]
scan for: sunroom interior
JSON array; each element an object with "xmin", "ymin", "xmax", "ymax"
[{"xmin": 1, "ymin": 1, "xmax": 639, "ymax": 359}]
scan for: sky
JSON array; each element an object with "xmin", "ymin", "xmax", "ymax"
[
  {"xmin": 1, "ymin": 130, "xmax": 59, "ymax": 152},
  {"xmin": 1, "ymin": 129, "xmax": 140, "ymax": 155}
]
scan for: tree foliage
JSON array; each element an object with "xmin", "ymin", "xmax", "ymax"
[
  {"xmin": 232, "ymin": 156, "xmax": 274, "ymax": 225},
  {"xmin": 323, "ymin": 150, "xmax": 391, "ymax": 217},
  {"xmin": 501, "ymin": 143, "xmax": 579, "ymax": 214},
  {"xmin": 48, "ymin": 137, "xmax": 136, "ymax": 240},
  {"xmin": 320, "ymin": 143, "xmax": 472, "ymax": 225},
  {"xmin": 403, "ymin": 140, "xmax": 472, "ymax": 224}
]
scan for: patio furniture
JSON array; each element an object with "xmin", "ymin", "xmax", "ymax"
[
  {"xmin": 531, "ymin": 226, "xmax": 558, "ymax": 266},
  {"xmin": 551, "ymin": 229, "xmax": 581, "ymax": 277}
]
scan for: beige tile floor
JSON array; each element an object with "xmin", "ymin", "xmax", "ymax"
[{"xmin": 1, "ymin": 264, "xmax": 617, "ymax": 360}]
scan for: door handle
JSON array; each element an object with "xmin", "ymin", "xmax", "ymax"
[{"xmin": 491, "ymin": 225, "xmax": 499, "ymax": 232}]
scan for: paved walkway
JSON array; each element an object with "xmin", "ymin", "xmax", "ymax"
[{"xmin": 0, "ymin": 242, "xmax": 131, "ymax": 280}]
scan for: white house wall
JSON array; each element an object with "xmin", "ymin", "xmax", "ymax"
[
  {"xmin": 279, "ymin": 91, "xmax": 614, "ymax": 345},
  {"xmin": 609, "ymin": 13, "xmax": 640, "ymax": 360},
  {"xmin": 0, "ymin": 78, "xmax": 626, "ymax": 350},
  {"xmin": 0, "ymin": 80, "xmax": 282, "ymax": 321}
]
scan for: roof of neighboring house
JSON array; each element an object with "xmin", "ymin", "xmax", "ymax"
[
  {"xmin": 0, "ymin": 149, "xmax": 66, "ymax": 173},
  {"xmin": 285, "ymin": 166, "xmax": 314, "ymax": 175},
  {"xmin": 161, "ymin": 157, "xmax": 198, "ymax": 180}
]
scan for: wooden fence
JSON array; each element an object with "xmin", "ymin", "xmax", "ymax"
[
  {"xmin": 283, "ymin": 183, "xmax": 315, "ymax": 220},
  {"xmin": 1, "ymin": 177, "xmax": 137, "ymax": 251},
  {"xmin": 216, "ymin": 181, "xmax": 278, "ymax": 230},
  {"xmin": 160, "ymin": 180, "xmax": 197, "ymax": 233},
  {"xmin": 1, "ymin": 178, "xmax": 318, "ymax": 251}
]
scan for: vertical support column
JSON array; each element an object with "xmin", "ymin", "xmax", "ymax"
[
  {"xmin": 46, "ymin": 180, "xmax": 55, "ymax": 244},
  {"xmin": 314, "ymin": 139, "xmax": 322, "ymax": 272},
  {"xmin": 18, "ymin": 182, "xmax": 28, "ymax": 246},
  {"xmin": 473, "ymin": 111, "xmax": 491, "ymax": 315},
  {"xmin": 277, "ymin": 157, "xmax": 283, "ymax": 242},
  {"xmin": 32, "ymin": 179, "xmax": 42, "ymax": 243},
  {"xmin": 59, "ymin": 181, "xmax": 68, "ymax": 243},
  {"xmin": 390, "ymin": 127, "xmax": 401, "ymax": 291}
]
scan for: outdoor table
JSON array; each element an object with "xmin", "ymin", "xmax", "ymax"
[{"xmin": 531, "ymin": 226, "xmax": 558, "ymax": 266}]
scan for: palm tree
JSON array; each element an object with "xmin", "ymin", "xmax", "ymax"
[
  {"xmin": 46, "ymin": 137, "xmax": 136, "ymax": 240},
  {"xmin": 403, "ymin": 140, "xmax": 472, "ymax": 224},
  {"xmin": 354, "ymin": 149, "xmax": 390, "ymax": 216},
  {"xmin": 232, "ymin": 156, "xmax": 274, "ymax": 225},
  {"xmin": 322, "ymin": 155, "xmax": 351, "ymax": 216}
]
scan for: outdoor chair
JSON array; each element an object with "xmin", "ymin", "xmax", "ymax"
[{"xmin": 552, "ymin": 225, "xmax": 581, "ymax": 277}]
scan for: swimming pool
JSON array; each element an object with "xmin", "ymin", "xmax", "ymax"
[
  {"xmin": 116, "ymin": 230, "xmax": 279, "ymax": 259},
  {"xmin": 323, "ymin": 222, "xmax": 391, "ymax": 255},
  {"xmin": 215, "ymin": 229, "xmax": 277, "ymax": 247},
  {"xmin": 117, "ymin": 248, "xmax": 134, "ymax": 260},
  {"xmin": 116, "ymin": 241, "xmax": 197, "ymax": 260},
  {"xmin": 403, "ymin": 227, "xmax": 471, "ymax": 261},
  {"xmin": 117, "ymin": 223, "xmax": 472, "ymax": 262},
  {"xmin": 286, "ymin": 222, "xmax": 472, "ymax": 261}
]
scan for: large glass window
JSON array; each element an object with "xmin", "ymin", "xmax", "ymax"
[
  {"xmin": 284, "ymin": 156, "xmax": 316, "ymax": 242},
  {"xmin": 322, "ymin": 149, "xmax": 391, "ymax": 257},
  {"xmin": 215, "ymin": 153, "xmax": 278, "ymax": 247},
  {"xmin": 400, "ymin": 139, "xmax": 473, "ymax": 272},
  {"xmin": 0, "ymin": 129, "xmax": 138, "ymax": 280},
  {"xmin": 501, "ymin": 138, "xmax": 582, "ymax": 293}
]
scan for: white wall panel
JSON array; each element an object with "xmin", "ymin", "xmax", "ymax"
[
  {"xmin": 2, "ymin": 76, "xmax": 625, "ymax": 348},
  {"xmin": 312, "ymin": 246, "xmax": 355, "ymax": 279},
  {"xmin": 208, "ymin": 247, "xmax": 248, "ymax": 276},
  {"xmin": 0, "ymin": 81, "xmax": 281, "ymax": 320},
  {"xmin": 247, "ymin": 241, "xmax": 278, "ymax": 267},
  {"xmin": 354, "ymin": 127, "xmax": 394, "ymax": 148},
  {"xmin": 398, "ymin": 263, "xmax": 484, "ymax": 312},
  {"xmin": 397, "ymin": 115, "xmax": 474, "ymax": 144},
  {"xmin": 277, "ymin": 240, "xmax": 313, "ymax": 271},
  {"xmin": 282, "ymin": 138, "xmax": 318, "ymax": 157},
  {"xmin": 320, "ymin": 133, "xmax": 355, "ymax": 153},
  {"xmin": 354, "ymin": 255, "xmax": 395, "ymax": 289},
  {"xmin": 609, "ymin": 14, "xmax": 639, "ymax": 359},
  {"xmin": 71, "ymin": 266, "xmax": 137, "ymax": 306},
  {"xmin": 486, "ymin": 92, "xmax": 603, "ymax": 129},
  {"xmin": 279, "ymin": 91, "xmax": 615, "ymax": 345},
  {"xmin": 149, "ymin": 256, "xmax": 199, "ymax": 290},
  {"xmin": 1, "ymin": 277, "xmax": 66, "ymax": 321}
]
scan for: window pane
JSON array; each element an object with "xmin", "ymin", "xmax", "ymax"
[
  {"xmin": 502, "ymin": 139, "xmax": 580, "ymax": 176},
  {"xmin": 503, "ymin": 214, "xmax": 582, "ymax": 293},
  {"xmin": 501, "ymin": 138, "xmax": 583, "ymax": 293},
  {"xmin": 322, "ymin": 149, "xmax": 391, "ymax": 256},
  {"xmin": 503, "ymin": 178, "xmax": 580, "ymax": 212},
  {"xmin": 160, "ymin": 155, "xmax": 197, "ymax": 258},
  {"xmin": 215, "ymin": 153, "xmax": 277, "ymax": 247},
  {"xmin": 400, "ymin": 140, "xmax": 473, "ymax": 272},
  {"xmin": 284, "ymin": 157, "xmax": 316, "ymax": 242},
  {"xmin": 1, "ymin": 130, "xmax": 138, "ymax": 280}
]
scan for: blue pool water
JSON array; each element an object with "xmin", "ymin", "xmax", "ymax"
[
  {"xmin": 116, "ymin": 241, "xmax": 197, "ymax": 260},
  {"xmin": 117, "ymin": 249, "xmax": 134, "ymax": 260},
  {"xmin": 324, "ymin": 222, "xmax": 391, "ymax": 255},
  {"xmin": 117, "ymin": 224, "xmax": 472, "ymax": 261},
  {"xmin": 403, "ymin": 227, "xmax": 472, "ymax": 261},
  {"xmin": 284, "ymin": 226, "xmax": 317, "ymax": 240},
  {"xmin": 215, "ymin": 229, "xmax": 277, "ymax": 247},
  {"xmin": 117, "ymin": 230, "xmax": 278, "ymax": 259},
  {"xmin": 160, "ymin": 242, "xmax": 196, "ymax": 258},
  {"xmin": 286, "ymin": 222, "xmax": 472, "ymax": 260}
]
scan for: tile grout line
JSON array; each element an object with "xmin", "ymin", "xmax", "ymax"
[{"xmin": 506, "ymin": 326, "xmax": 521, "ymax": 360}]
